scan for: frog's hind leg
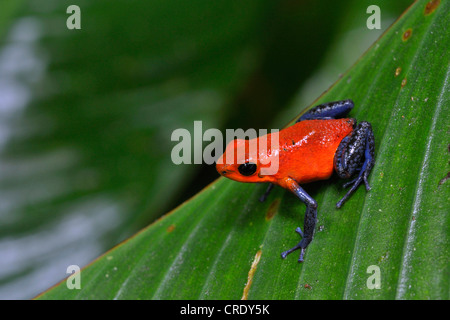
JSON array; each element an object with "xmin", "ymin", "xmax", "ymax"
[
  {"xmin": 297, "ymin": 99, "xmax": 354, "ymax": 122},
  {"xmin": 334, "ymin": 121, "xmax": 375, "ymax": 208}
]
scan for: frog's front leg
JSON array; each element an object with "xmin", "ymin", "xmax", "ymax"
[
  {"xmin": 259, "ymin": 183, "xmax": 275, "ymax": 202},
  {"xmin": 280, "ymin": 177, "xmax": 317, "ymax": 262},
  {"xmin": 334, "ymin": 121, "xmax": 375, "ymax": 208},
  {"xmin": 296, "ymin": 99, "xmax": 354, "ymax": 122}
]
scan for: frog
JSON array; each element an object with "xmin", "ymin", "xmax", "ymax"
[{"xmin": 216, "ymin": 99, "xmax": 375, "ymax": 262}]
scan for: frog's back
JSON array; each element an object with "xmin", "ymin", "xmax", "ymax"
[{"xmin": 275, "ymin": 119, "xmax": 355, "ymax": 184}]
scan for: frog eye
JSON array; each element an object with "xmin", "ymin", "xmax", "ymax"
[{"xmin": 238, "ymin": 162, "xmax": 257, "ymax": 176}]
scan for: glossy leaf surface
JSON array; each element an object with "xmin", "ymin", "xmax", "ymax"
[{"xmin": 38, "ymin": 0, "xmax": 449, "ymax": 300}]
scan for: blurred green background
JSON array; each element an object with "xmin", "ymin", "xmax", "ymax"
[{"xmin": 0, "ymin": 0, "xmax": 412, "ymax": 299}]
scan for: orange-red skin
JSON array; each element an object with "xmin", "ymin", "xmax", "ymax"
[{"xmin": 216, "ymin": 119, "xmax": 355, "ymax": 189}]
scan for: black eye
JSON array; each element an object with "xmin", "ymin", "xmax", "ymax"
[{"xmin": 238, "ymin": 162, "xmax": 257, "ymax": 176}]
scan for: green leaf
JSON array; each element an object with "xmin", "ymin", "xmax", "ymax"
[
  {"xmin": 0, "ymin": 0, "xmax": 270, "ymax": 299},
  {"xmin": 38, "ymin": 0, "xmax": 449, "ymax": 300},
  {"xmin": 0, "ymin": 0, "xmax": 25, "ymax": 39}
]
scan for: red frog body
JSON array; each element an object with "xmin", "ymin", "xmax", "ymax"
[
  {"xmin": 216, "ymin": 100, "xmax": 375, "ymax": 263},
  {"xmin": 217, "ymin": 118, "xmax": 355, "ymax": 187}
]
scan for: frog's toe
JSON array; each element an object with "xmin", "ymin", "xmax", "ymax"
[
  {"xmin": 281, "ymin": 245, "xmax": 300, "ymax": 259},
  {"xmin": 337, "ymin": 179, "xmax": 361, "ymax": 208},
  {"xmin": 281, "ymin": 242, "xmax": 307, "ymax": 262},
  {"xmin": 343, "ymin": 178, "xmax": 358, "ymax": 188},
  {"xmin": 281, "ymin": 242, "xmax": 305, "ymax": 261},
  {"xmin": 298, "ymin": 248, "xmax": 306, "ymax": 262},
  {"xmin": 363, "ymin": 176, "xmax": 371, "ymax": 191},
  {"xmin": 281, "ymin": 228, "xmax": 309, "ymax": 262},
  {"xmin": 294, "ymin": 226, "xmax": 304, "ymax": 237}
]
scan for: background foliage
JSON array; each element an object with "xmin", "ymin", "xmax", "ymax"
[{"xmin": 2, "ymin": 0, "xmax": 446, "ymax": 300}]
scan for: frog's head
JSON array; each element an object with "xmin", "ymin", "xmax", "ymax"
[{"xmin": 216, "ymin": 138, "xmax": 275, "ymax": 183}]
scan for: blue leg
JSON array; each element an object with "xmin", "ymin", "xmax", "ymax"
[
  {"xmin": 334, "ymin": 121, "xmax": 375, "ymax": 208},
  {"xmin": 281, "ymin": 178, "xmax": 317, "ymax": 262},
  {"xmin": 297, "ymin": 99, "xmax": 354, "ymax": 122},
  {"xmin": 262, "ymin": 100, "xmax": 354, "ymax": 204}
]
